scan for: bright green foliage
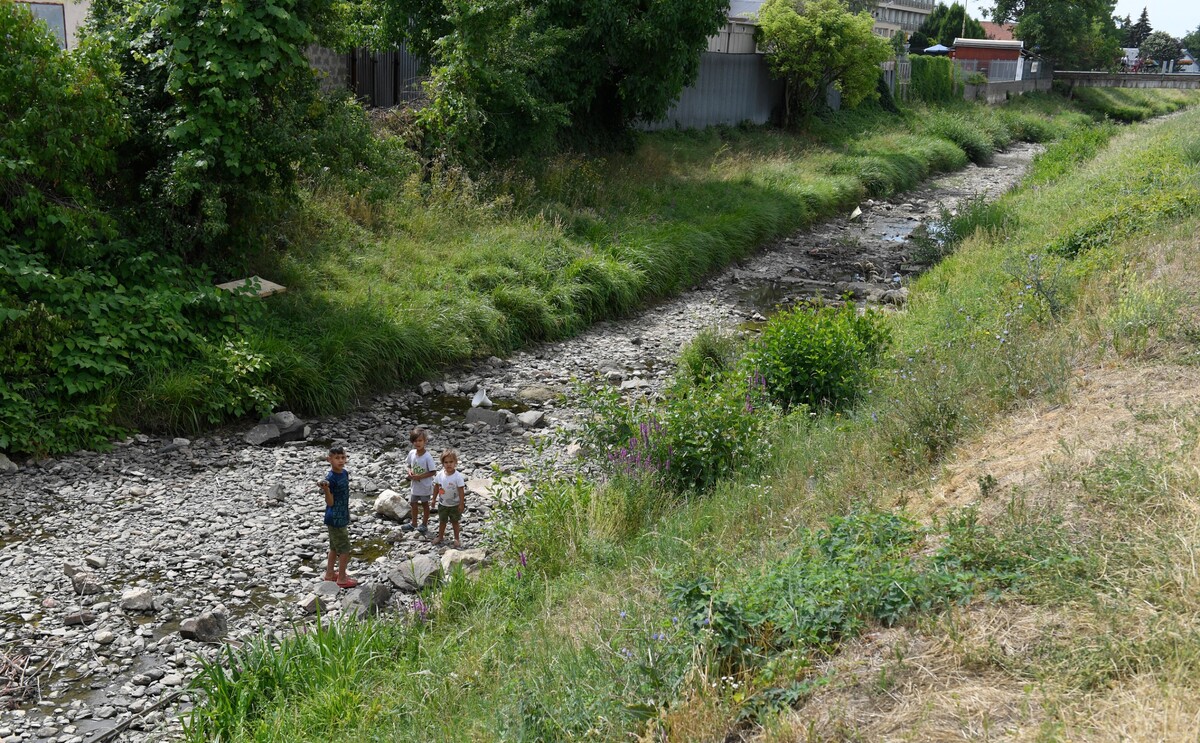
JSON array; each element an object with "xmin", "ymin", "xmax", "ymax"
[
  {"xmin": 670, "ymin": 510, "xmax": 1076, "ymax": 681},
  {"xmin": 743, "ymin": 302, "xmax": 890, "ymax": 411},
  {"xmin": 757, "ymin": 0, "xmax": 891, "ymax": 123},
  {"xmin": 911, "ymin": 2, "xmax": 985, "ymax": 48},
  {"xmin": 992, "ymin": 0, "xmax": 1120, "ymax": 69},
  {"xmin": 88, "ymin": 0, "xmax": 338, "ymax": 256},
  {"xmin": 908, "ymin": 55, "xmax": 961, "ymax": 103},
  {"xmin": 372, "ymin": 0, "xmax": 727, "ymax": 159},
  {"xmin": 1182, "ymin": 25, "xmax": 1200, "ymax": 55},
  {"xmin": 1139, "ymin": 30, "xmax": 1181, "ymax": 67},
  {"xmin": 579, "ymin": 371, "xmax": 779, "ymax": 494},
  {"xmin": 0, "ymin": 2, "xmax": 123, "ymax": 261},
  {"xmin": 1, "ymin": 1, "xmax": 275, "ymax": 454}
]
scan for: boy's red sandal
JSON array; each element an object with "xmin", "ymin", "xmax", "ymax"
[{"xmin": 337, "ymin": 578, "xmax": 359, "ymax": 588}]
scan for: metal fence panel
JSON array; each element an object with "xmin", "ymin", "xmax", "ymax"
[
  {"xmin": 640, "ymin": 52, "xmax": 782, "ymax": 130},
  {"xmin": 989, "ymin": 59, "xmax": 1019, "ymax": 82}
]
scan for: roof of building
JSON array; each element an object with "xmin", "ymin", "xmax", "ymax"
[
  {"xmin": 953, "ymin": 37, "xmax": 1023, "ymax": 50},
  {"xmin": 979, "ymin": 22, "xmax": 1015, "ymax": 41}
]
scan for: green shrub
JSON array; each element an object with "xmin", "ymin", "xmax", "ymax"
[
  {"xmin": 743, "ymin": 302, "xmax": 890, "ymax": 412},
  {"xmin": 677, "ymin": 327, "xmax": 743, "ymax": 385},
  {"xmin": 580, "ymin": 371, "xmax": 778, "ymax": 494},
  {"xmin": 909, "ymin": 55, "xmax": 961, "ymax": 104}
]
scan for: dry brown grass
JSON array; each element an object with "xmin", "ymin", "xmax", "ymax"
[{"xmin": 754, "ymin": 358, "xmax": 1200, "ymax": 742}]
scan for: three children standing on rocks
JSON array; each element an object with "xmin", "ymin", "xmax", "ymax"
[{"xmin": 319, "ymin": 427, "xmax": 469, "ymax": 586}]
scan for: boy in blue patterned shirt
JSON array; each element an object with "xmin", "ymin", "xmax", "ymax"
[{"xmin": 318, "ymin": 446, "xmax": 358, "ymax": 588}]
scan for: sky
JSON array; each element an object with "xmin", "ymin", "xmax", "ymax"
[{"xmin": 1112, "ymin": 0, "xmax": 1196, "ymax": 38}]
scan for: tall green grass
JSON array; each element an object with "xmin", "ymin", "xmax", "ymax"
[{"xmin": 126, "ymin": 90, "xmax": 1200, "ymax": 429}]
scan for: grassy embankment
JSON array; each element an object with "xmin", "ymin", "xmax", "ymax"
[
  {"xmin": 136, "ymin": 88, "xmax": 1195, "ymax": 427},
  {"xmin": 186, "ymin": 90, "xmax": 1200, "ymax": 740}
]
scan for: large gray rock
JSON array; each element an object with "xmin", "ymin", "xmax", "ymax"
[
  {"xmin": 297, "ymin": 594, "xmax": 326, "ymax": 616},
  {"xmin": 517, "ymin": 410, "xmax": 546, "ymax": 428},
  {"xmin": 440, "ymin": 548, "xmax": 487, "ymax": 574},
  {"xmin": 63, "ymin": 611, "xmax": 96, "ymax": 626},
  {"xmin": 517, "ymin": 385, "xmax": 557, "ymax": 403},
  {"xmin": 374, "ymin": 490, "xmax": 408, "ymax": 521},
  {"xmin": 388, "ymin": 555, "xmax": 441, "ymax": 592},
  {"xmin": 465, "ymin": 408, "xmax": 508, "ymax": 427},
  {"xmin": 243, "ymin": 423, "xmax": 281, "ymax": 447},
  {"xmin": 180, "ymin": 607, "xmax": 228, "ymax": 642},
  {"xmin": 244, "ymin": 412, "xmax": 308, "ymax": 446},
  {"xmin": 120, "ymin": 587, "xmax": 156, "ymax": 613},
  {"xmin": 71, "ymin": 571, "xmax": 103, "ymax": 596},
  {"xmin": 341, "ymin": 582, "xmax": 392, "ymax": 618},
  {"xmin": 0, "ymin": 453, "xmax": 17, "ymax": 474}
]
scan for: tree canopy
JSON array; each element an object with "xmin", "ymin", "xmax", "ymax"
[
  {"xmin": 910, "ymin": 3, "xmax": 985, "ymax": 51},
  {"xmin": 366, "ymin": 0, "xmax": 727, "ymax": 160},
  {"xmin": 1128, "ymin": 7, "xmax": 1152, "ymax": 47},
  {"xmin": 1181, "ymin": 25, "xmax": 1200, "ymax": 53},
  {"xmin": 1139, "ymin": 30, "xmax": 1180, "ymax": 66},
  {"xmin": 757, "ymin": 0, "xmax": 891, "ymax": 124},
  {"xmin": 992, "ymin": 0, "xmax": 1120, "ymax": 68}
]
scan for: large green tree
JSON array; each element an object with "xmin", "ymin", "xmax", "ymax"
[
  {"xmin": 1180, "ymin": 24, "xmax": 1200, "ymax": 53},
  {"xmin": 911, "ymin": 2, "xmax": 985, "ymax": 49},
  {"xmin": 757, "ymin": 0, "xmax": 891, "ymax": 124},
  {"xmin": 1128, "ymin": 7, "xmax": 1152, "ymax": 46},
  {"xmin": 992, "ymin": 0, "xmax": 1120, "ymax": 68},
  {"xmin": 87, "ymin": 0, "xmax": 340, "ymax": 257},
  {"xmin": 368, "ymin": 0, "xmax": 727, "ymax": 160},
  {"xmin": 1139, "ymin": 30, "xmax": 1180, "ymax": 67}
]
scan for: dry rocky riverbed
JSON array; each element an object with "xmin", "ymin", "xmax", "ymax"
[{"xmin": 0, "ymin": 143, "xmax": 1038, "ymax": 742}]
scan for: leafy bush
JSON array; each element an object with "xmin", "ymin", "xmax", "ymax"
[
  {"xmin": 88, "ymin": 0, "xmax": 340, "ymax": 258},
  {"xmin": 677, "ymin": 327, "xmax": 743, "ymax": 385},
  {"xmin": 1, "ymin": 2, "xmax": 123, "ymax": 259},
  {"xmin": 909, "ymin": 55, "xmax": 961, "ymax": 104},
  {"xmin": 580, "ymin": 371, "xmax": 778, "ymax": 494},
  {"xmin": 378, "ymin": 0, "xmax": 728, "ymax": 160},
  {"xmin": 757, "ymin": 0, "xmax": 891, "ymax": 123},
  {"xmin": 743, "ymin": 302, "xmax": 890, "ymax": 412}
]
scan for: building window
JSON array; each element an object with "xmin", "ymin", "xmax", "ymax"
[{"xmin": 22, "ymin": 3, "xmax": 67, "ymax": 49}]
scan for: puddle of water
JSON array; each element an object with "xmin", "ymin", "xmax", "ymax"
[
  {"xmin": 736, "ymin": 283, "xmax": 791, "ymax": 313},
  {"xmin": 409, "ymin": 393, "xmax": 530, "ymax": 421},
  {"xmin": 354, "ymin": 537, "xmax": 396, "ymax": 564}
]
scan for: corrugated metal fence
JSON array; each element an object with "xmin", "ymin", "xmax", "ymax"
[
  {"xmin": 640, "ymin": 52, "xmax": 783, "ymax": 130},
  {"xmin": 351, "ymin": 47, "xmax": 426, "ymax": 107}
]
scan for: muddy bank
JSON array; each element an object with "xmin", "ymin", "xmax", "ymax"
[{"xmin": 0, "ymin": 143, "xmax": 1038, "ymax": 743}]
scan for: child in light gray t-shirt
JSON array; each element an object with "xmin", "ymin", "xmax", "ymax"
[{"xmin": 403, "ymin": 427, "xmax": 436, "ymax": 534}]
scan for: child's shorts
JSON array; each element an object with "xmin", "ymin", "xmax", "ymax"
[
  {"xmin": 438, "ymin": 504, "xmax": 462, "ymax": 523},
  {"xmin": 410, "ymin": 493, "xmax": 431, "ymax": 504},
  {"xmin": 328, "ymin": 526, "xmax": 351, "ymax": 555}
]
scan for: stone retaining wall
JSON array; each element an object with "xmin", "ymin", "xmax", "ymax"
[
  {"xmin": 1056, "ymin": 71, "xmax": 1200, "ymax": 90},
  {"xmin": 963, "ymin": 77, "xmax": 1053, "ymax": 105}
]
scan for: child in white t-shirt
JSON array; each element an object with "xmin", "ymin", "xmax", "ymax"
[
  {"xmin": 403, "ymin": 427, "xmax": 437, "ymax": 535},
  {"xmin": 432, "ymin": 448, "xmax": 466, "ymax": 548}
]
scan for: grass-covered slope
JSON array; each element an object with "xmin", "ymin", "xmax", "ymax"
[
  {"xmin": 187, "ymin": 101, "xmax": 1200, "ymax": 739},
  {"xmin": 140, "ymin": 90, "xmax": 1198, "ymax": 428}
]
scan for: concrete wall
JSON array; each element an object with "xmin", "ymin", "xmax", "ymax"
[
  {"xmin": 641, "ymin": 52, "xmax": 782, "ymax": 131},
  {"xmin": 1056, "ymin": 71, "xmax": 1200, "ymax": 90},
  {"xmin": 306, "ymin": 46, "xmax": 350, "ymax": 95},
  {"xmin": 963, "ymin": 76, "xmax": 1052, "ymax": 104}
]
